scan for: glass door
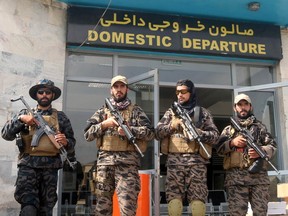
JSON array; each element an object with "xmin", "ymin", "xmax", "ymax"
[
  {"xmin": 128, "ymin": 69, "xmax": 160, "ymax": 216},
  {"xmin": 61, "ymin": 70, "xmax": 160, "ymax": 215},
  {"xmin": 234, "ymin": 82, "xmax": 288, "ymax": 201},
  {"xmin": 235, "ymin": 81, "xmax": 288, "ymax": 169}
]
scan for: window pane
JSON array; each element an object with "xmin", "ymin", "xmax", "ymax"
[
  {"xmin": 118, "ymin": 57, "xmax": 232, "ymax": 85},
  {"xmin": 129, "ymin": 77, "xmax": 155, "ymax": 170},
  {"xmin": 236, "ymin": 65, "xmax": 273, "ymax": 86},
  {"xmin": 67, "ymin": 54, "xmax": 113, "ymax": 78},
  {"xmin": 66, "ymin": 81, "xmax": 110, "ymax": 164},
  {"xmin": 239, "ymin": 91, "xmax": 277, "ymax": 172},
  {"xmin": 158, "ymin": 62, "xmax": 231, "ymax": 85}
]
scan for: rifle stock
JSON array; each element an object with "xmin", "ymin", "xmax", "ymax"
[
  {"xmin": 11, "ymin": 96, "xmax": 76, "ymax": 169},
  {"xmin": 171, "ymin": 102, "xmax": 211, "ymax": 159},
  {"xmin": 230, "ymin": 117, "xmax": 279, "ymax": 174},
  {"xmin": 105, "ymin": 98, "xmax": 144, "ymax": 157}
]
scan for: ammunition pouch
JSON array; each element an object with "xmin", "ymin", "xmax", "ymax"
[
  {"xmin": 168, "ymin": 133, "xmax": 211, "ymax": 159},
  {"xmin": 169, "ymin": 134, "xmax": 198, "ymax": 153},
  {"xmin": 22, "ymin": 133, "xmax": 59, "ymax": 156},
  {"xmin": 223, "ymin": 151, "xmax": 255, "ymax": 170},
  {"xmin": 100, "ymin": 133, "xmax": 147, "ymax": 152},
  {"xmin": 21, "ymin": 110, "xmax": 60, "ymax": 156},
  {"xmin": 223, "ymin": 151, "xmax": 243, "ymax": 170}
]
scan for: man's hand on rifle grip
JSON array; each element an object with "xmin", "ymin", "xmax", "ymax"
[
  {"xmin": 248, "ymin": 148, "xmax": 260, "ymax": 159},
  {"xmin": 230, "ymin": 135, "xmax": 247, "ymax": 148},
  {"xmin": 18, "ymin": 115, "xmax": 37, "ymax": 126},
  {"xmin": 55, "ymin": 132, "xmax": 68, "ymax": 146},
  {"xmin": 101, "ymin": 117, "xmax": 119, "ymax": 130}
]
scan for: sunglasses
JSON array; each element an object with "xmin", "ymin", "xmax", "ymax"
[
  {"xmin": 37, "ymin": 90, "xmax": 52, "ymax": 95},
  {"xmin": 176, "ymin": 89, "xmax": 189, "ymax": 95}
]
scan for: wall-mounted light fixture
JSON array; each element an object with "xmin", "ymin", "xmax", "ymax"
[{"xmin": 248, "ymin": 2, "xmax": 260, "ymax": 11}]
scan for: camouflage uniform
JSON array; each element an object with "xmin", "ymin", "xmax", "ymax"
[
  {"xmin": 216, "ymin": 115, "xmax": 277, "ymax": 216},
  {"xmin": 155, "ymin": 107, "xmax": 219, "ymax": 206},
  {"xmin": 1, "ymin": 107, "xmax": 76, "ymax": 216},
  {"xmin": 84, "ymin": 98, "xmax": 154, "ymax": 216}
]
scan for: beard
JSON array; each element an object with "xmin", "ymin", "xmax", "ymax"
[
  {"xmin": 236, "ymin": 109, "xmax": 253, "ymax": 119},
  {"xmin": 113, "ymin": 92, "xmax": 127, "ymax": 103},
  {"xmin": 37, "ymin": 97, "xmax": 52, "ymax": 107}
]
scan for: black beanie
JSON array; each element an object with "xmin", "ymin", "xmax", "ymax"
[
  {"xmin": 176, "ymin": 79, "xmax": 194, "ymax": 93},
  {"xmin": 175, "ymin": 79, "xmax": 197, "ymax": 111}
]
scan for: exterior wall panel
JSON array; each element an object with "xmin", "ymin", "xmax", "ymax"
[{"xmin": 0, "ymin": 0, "xmax": 67, "ymax": 214}]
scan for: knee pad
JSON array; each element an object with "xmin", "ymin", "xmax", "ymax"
[
  {"xmin": 190, "ymin": 200, "xmax": 205, "ymax": 216},
  {"xmin": 168, "ymin": 199, "xmax": 183, "ymax": 216},
  {"xmin": 20, "ymin": 205, "xmax": 37, "ymax": 216}
]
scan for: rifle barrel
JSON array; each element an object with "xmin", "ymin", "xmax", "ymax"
[
  {"xmin": 11, "ymin": 96, "xmax": 76, "ymax": 169},
  {"xmin": 230, "ymin": 117, "xmax": 279, "ymax": 174},
  {"xmin": 172, "ymin": 102, "xmax": 211, "ymax": 158},
  {"xmin": 105, "ymin": 98, "xmax": 144, "ymax": 157}
]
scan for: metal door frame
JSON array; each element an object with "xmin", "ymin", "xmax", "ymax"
[
  {"xmin": 235, "ymin": 81, "xmax": 288, "ymax": 175},
  {"xmin": 129, "ymin": 69, "xmax": 160, "ymax": 216}
]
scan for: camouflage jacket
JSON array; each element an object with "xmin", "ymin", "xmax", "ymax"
[
  {"xmin": 216, "ymin": 116, "xmax": 277, "ymax": 169},
  {"xmin": 1, "ymin": 107, "xmax": 76, "ymax": 169},
  {"xmin": 216, "ymin": 116, "xmax": 277, "ymax": 186},
  {"xmin": 84, "ymin": 102, "xmax": 154, "ymax": 166},
  {"xmin": 155, "ymin": 106, "xmax": 219, "ymax": 165}
]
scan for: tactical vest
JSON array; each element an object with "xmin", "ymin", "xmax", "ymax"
[
  {"xmin": 223, "ymin": 127, "xmax": 254, "ymax": 170},
  {"xmin": 99, "ymin": 104, "xmax": 147, "ymax": 153},
  {"xmin": 22, "ymin": 109, "xmax": 60, "ymax": 156},
  {"xmin": 161, "ymin": 107, "xmax": 212, "ymax": 160}
]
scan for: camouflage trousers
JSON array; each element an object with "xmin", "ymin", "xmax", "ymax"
[
  {"xmin": 14, "ymin": 165, "xmax": 58, "ymax": 216},
  {"xmin": 165, "ymin": 164, "xmax": 208, "ymax": 203},
  {"xmin": 94, "ymin": 164, "xmax": 140, "ymax": 216},
  {"xmin": 227, "ymin": 184, "xmax": 269, "ymax": 216}
]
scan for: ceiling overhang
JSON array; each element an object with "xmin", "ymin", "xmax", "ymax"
[{"xmin": 58, "ymin": 0, "xmax": 288, "ymax": 27}]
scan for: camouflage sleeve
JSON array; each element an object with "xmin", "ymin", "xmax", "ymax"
[
  {"xmin": 155, "ymin": 108, "xmax": 173, "ymax": 140},
  {"xmin": 84, "ymin": 107, "xmax": 105, "ymax": 142},
  {"xmin": 215, "ymin": 125, "xmax": 235, "ymax": 156},
  {"xmin": 197, "ymin": 107, "xmax": 220, "ymax": 145},
  {"xmin": 1, "ymin": 109, "xmax": 28, "ymax": 141},
  {"xmin": 256, "ymin": 121, "xmax": 277, "ymax": 159},
  {"xmin": 58, "ymin": 111, "xmax": 76, "ymax": 157},
  {"xmin": 130, "ymin": 105, "xmax": 154, "ymax": 141}
]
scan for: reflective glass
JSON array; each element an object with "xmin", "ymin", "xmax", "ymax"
[
  {"xmin": 67, "ymin": 54, "xmax": 113, "ymax": 78},
  {"xmin": 66, "ymin": 81, "xmax": 110, "ymax": 164},
  {"xmin": 236, "ymin": 65, "xmax": 273, "ymax": 86},
  {"xmin": 119, "ymin": 57, "xmax": 232, "ymax": 85}
]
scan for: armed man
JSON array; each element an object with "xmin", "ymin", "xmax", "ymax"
[
  {"xmin": 216, "ymin": 93, "xmax": 277, "ymax": 216},
  {"xmin": 1, "ymin": 79, "xmax": 76, "ymax": 216},
  {"xmin": 84, "ymin": 75, "xmax": 154, "ymax": 216},
  {"xmin": 155, "ymin": 79, "xmax": 219, "ymax": 216}
]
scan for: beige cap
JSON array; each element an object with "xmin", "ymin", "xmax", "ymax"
[
  {"xmin": 111, "ymin": 75, "xmax": 128, "ymax": 86},
  {"xmin": 234, "ymin": 93, "xmax": 252, "ymax": 104}
]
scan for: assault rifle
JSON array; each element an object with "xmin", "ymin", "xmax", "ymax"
[
  {"xmin": 171, "ymin": 102, "xmax": 211, "ymax": 159},
  {"xmin": 11, "ymin": 96, "xmax": 76, "ymax": 169},
  {"xmin": 230, "ymin": 117, "xmax": 279, "ymax": 174},
  {"xmin": 105, "ymin": 98, "xmax": 144, "ymax": 157}
]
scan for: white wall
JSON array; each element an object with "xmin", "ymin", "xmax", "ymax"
[
  {"xmin": 0, "ymin": 0, "xmax": 67, "ymax": 214},
  {"xmin": 279, "ymin": 29, "xmax": 288, "ymax": 169}
]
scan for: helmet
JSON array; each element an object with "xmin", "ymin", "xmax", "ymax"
[{"xmin": 29, "ymin": 79, "xmax": 61, "ymax": 101}]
